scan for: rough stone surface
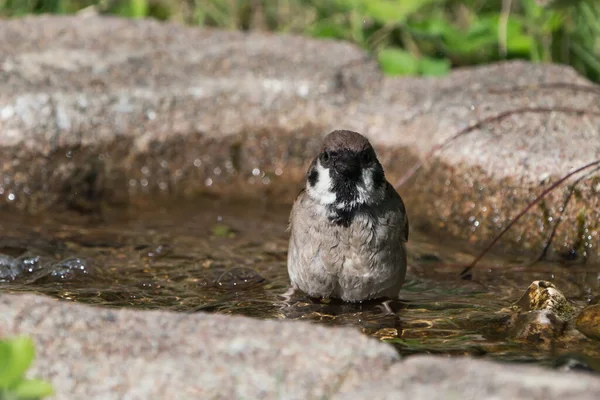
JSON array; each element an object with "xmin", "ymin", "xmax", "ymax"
[
  {"xmin": 3, "ymin": 293, "xmax": 600, "ymax": 399},
  {"xmin": 335, "ymin": 355, "xmax": 600, "ymax": 400},
  {"xmin": 1, "ymin": 15, "xmax": 599, "ymax": 260},
  {"xmin": 576, "ymin": 304, "xmax": 600, "ymax": 341},
  {"xmin": 0, "ymin": 293, "xmax": 399, "ymax": 399}
]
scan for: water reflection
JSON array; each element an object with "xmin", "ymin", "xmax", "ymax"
[{"xmin": 1, "ymin": 198, "xmax": 600, "ymax": 369}]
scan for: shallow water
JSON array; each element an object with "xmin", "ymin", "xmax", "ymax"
[{"xmin": 1, "ymin": 198, "xmax": 600, "ymax": 370}]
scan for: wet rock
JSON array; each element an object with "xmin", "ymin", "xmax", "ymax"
[
  {"xmin": 335, "ymin": 355, "xmax": 600, "ymax": 400},
  {"xmin": 576, "ymin": 304, "xmax": 600, "ymax": 341},
  {"xmin": 511, "ymin": 310, "xmax": 567, "ymax": 344},
  {"xmin": 513, "ymin": 280, "xmax": 575, "ymax": 319},
  {"xmin": 509, "ymin": 281, "xmax": 575, "ymax": 344},
  {"xmin": 0, "ymin": 16, "xmax": 599, "ymax": 259}
]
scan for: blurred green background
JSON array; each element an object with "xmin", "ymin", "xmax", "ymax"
[{"xmin": 1, "ymin": 0, "xmax": 599, "ymax": 82}]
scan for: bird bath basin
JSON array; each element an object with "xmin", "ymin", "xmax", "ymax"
[{"xmin": 1, "ymin": 197, "xmax": 600, "ymax": 370}]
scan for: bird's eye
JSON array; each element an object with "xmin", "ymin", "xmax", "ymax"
[
  {"xmin": 320, "ymin": 151, "xmax": 330, "ymax": 164},
  {"xmin": 361, "ymin": 151, "xmax": 373, "ymax": 164}
]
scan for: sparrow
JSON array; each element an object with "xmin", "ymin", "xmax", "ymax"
[{"xmin": 287, "ymin": 130, "xmax": 409, "ymax": 302}]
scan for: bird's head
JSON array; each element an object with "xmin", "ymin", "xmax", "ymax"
[{"xmin": 306, "ymin": 130, "xmax": 386, "ymax": 212}]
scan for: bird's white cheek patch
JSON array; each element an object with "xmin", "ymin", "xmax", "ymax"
[
  {"xmin": 356, "ymin": 167, "xmax": 384, "ymax": 205},
  {"xmin": 307, "ymin": 161, "xmax": 337, "ymax": 205}
]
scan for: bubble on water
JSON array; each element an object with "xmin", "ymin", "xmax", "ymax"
[
  {"xmin": 7, "ymin": 192, "xmax": 15, "ymax": 201},
  {"xmin": 144, "ymin": 244, "xmax": 172, "ymax": 259},
  {"xmin": 205, "ymin": 178, "xmax": 213, "ymax": 187},
  {"xmin": 0, "ymin": 254, "xmax": 22, "ymax": 282},
  {"xmin": 252, "ymin": 168, "xmax": 260, "ymax": 176},
  {"xmin": 193, "ymin": 159, "xmax": 202, "ymax": 167},
  {"xmin": 18, "ymin": 254, "xmax": 45, "ymax": 274},
  {"xmin": 48, "ymin": 258, "xmax": 90, "ymax": 281}
]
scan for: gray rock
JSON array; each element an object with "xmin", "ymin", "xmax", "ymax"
[
  {"xmin": 336, "ymin": 355, "xmax": 600, "ymax": 400},
  {"xmin": 3, "ymin": 293, "xmax": 600, "ymax": 399},
  {"xmin": 0, "ymin": 15, "xmax": 599, "ymax": 260},
  {"xmin": 0, "ymin": 293, "xmax": 399, "ymax": 399}
]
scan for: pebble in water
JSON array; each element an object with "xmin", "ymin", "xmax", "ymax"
[{"xmin": 576, "ymin": 304, "xmax": 600, "ymax": 341}]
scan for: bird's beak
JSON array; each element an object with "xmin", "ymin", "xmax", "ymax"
[{"xmin": 334, "ymin": 155, "xmax": 361, "ymax": 179}]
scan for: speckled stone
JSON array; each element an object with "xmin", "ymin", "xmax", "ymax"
[
  {"xmin": 576, "ymin": 304, "xmax": 600, "ymax": 341},
  {"xmin": 3, "ymin": 293, "xmax": 600, "ymax": 399},
  {"xmin": 334, "ymin": 355, "xmax": 600, "ymax": 400},
  {"xmin": 0, "ymin": 293, "xmax": 399, "ymax": 399},
  {"xmin": 0, "ymin": 15, "xmax": 599, "ymax": 261}
]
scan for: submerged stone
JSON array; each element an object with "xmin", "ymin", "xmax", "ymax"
[
  {"xmin": 575, "ymin": 304, "xmax": 600, "ymax": 341},
  {"xmin": 512, "ymin": 280, "xmax": 575, "ymax": 320},
  {"xmin": 511, "ymin": 310, "xmax": 567, "ymax": 344},
  {"xmin": 509, "ymin": 280, "xmax": 575, "ymax": 344}
]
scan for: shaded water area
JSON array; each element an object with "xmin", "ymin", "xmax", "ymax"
[{"xmin": 2, "ymin": 197, "xmax": 600, "ymax": 370}]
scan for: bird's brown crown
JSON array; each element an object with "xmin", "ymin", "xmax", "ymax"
[{"xmin": 322, "ymin": 130, "xmax": 372, "ymax": 153}]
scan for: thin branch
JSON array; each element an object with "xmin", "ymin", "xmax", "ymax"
[
  {"xmin": 460, "ymin": 159, "xmax": 600, "ymax": 278},
  {"xmin": 531, "ymin": 166, "xmax": 600, "ymax": 264}
]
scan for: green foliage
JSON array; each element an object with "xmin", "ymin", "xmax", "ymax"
[
  {"xmin": 0, "ymin": 0, "xmax": 599, "ymax": 82},
  {"xmin": 0, "ymin": 337, "xmax": 54, "ymax": 400},
  {"xmin": 111, "ymin": 0, "xmax": 149, "ymax": 18},
  {"xmin": 378, "ymin": 47, "xmax": 450, "ymax": 76}
]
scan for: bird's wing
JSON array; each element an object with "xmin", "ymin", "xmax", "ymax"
[
  {"xmin": 403, "ymin": 212, "xmax": 409, "ymax": 242},
  {"xmin": 286, "ymin": 188, "xmax": 306, "ymax": 233},
  {"xmin": 386, "ymin": 182, "xmax": 409, "ymax": 242}
]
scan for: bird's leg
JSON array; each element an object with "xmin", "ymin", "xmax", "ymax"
[
  {"xmin": 378, "ymin": 299, "xmax": 396, "ymax": 315},
  {"xmin": 279, "ymin": 287, "xmax": 297, "ymax": 304}
]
